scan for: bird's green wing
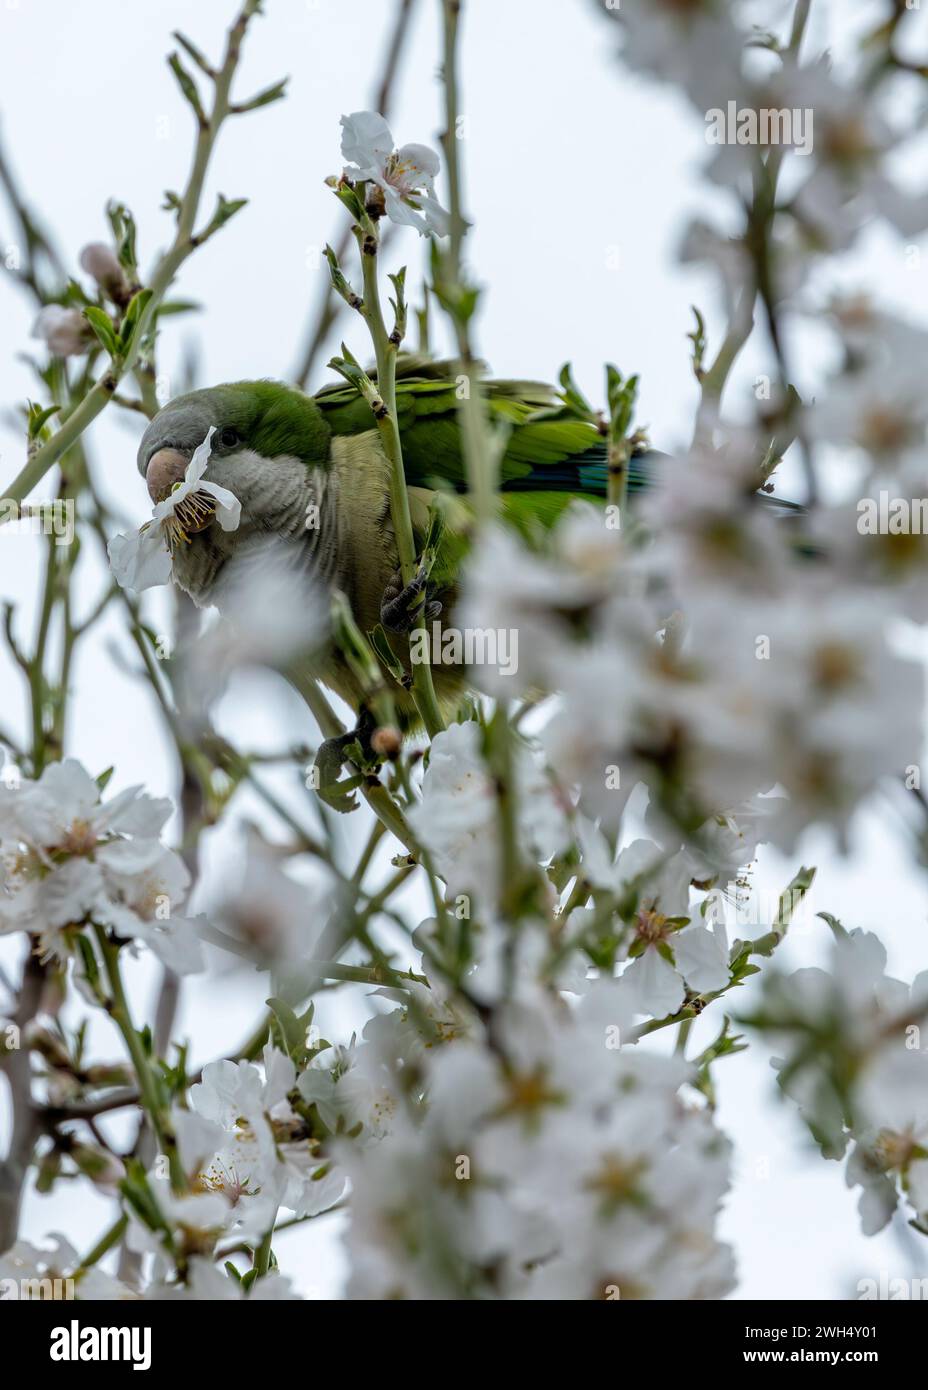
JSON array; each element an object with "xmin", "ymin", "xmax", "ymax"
[
  {"xmin": 314, "ymin": 362, "xmax": 655, "ymax": 501},
  {"xmin": 313, "ymin": 362, "xmax": 658, "ymax": 589},
  {"xmin": 313, "ymin": 363, "xmax": 801, "ymax": 591}
]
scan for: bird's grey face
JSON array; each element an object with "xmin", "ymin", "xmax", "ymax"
[
  {"xmin": 136, "ymin": 396, "xmax": 319, "ymax": 607},
  {"xmin": 137, "ymin": 398, "xmax": 245, "ymax": 505}
]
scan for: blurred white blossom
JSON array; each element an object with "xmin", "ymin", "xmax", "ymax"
[
  {"xmin": 407, "ymin": 720, "xmax": 569, "ymax": 898},
  {"xmin": 31, "ymin": 305, "xmax": 91, "ymax": 358}
]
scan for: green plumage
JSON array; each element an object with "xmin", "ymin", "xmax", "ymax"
[
  {"xmin": 137, "ymin": 362, "xmax": 659, "ymax": 728},
  {"xmin": 313, "ymin": 359, "xmax": 649, "ymax": 503},
  {"xmin": 310, "ymin": 358, "xmax": 654, "ymax": 588},
  {"xmin": 137, "ymin": 365, "xmax": 797, "ymax": 733},
  {"xmin": 136, "ymin": 364, "xmax": 804, "ymax": 745},
  {"xmin": 196, "ymin": 380, "xmax": 333, "ymax": 465}
]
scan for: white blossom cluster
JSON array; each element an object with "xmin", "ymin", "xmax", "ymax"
[
  {"xmin": 0, "ymin": 759, "xmax": 203, "ymax": 976},
  {"xmin": 317, "ymin": 991, "xmax": 735, "ymax": 1300}
]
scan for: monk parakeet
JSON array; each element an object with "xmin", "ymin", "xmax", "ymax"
[{"xmin": 135, "ymin": 358, "xmax": 660, "ymax": 718}]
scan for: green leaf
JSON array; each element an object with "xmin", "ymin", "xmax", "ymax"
[
  {"xmin": 83, "ymin": 306, "xmax": 119, "ymax": 359},
  {"xmin": 421, "ymin": 496, "xmax": 445, "ymax": 562},
  {"xmin": 687, "ymin": 305, "xmax": 707, "ymax": 380},
  {"xmin": 35, "ymin": 1148, "xmax": 63, "ymax": 1194},
  {"xmin": 26, "ymin": 401, "xmax": 61, "ymax": 442},
  {"xmin": 368, "ymin": 624, "xmax": 406, "ymax": 683},
  {"xmin": 557, "ymin": 362, "xmax": 596, "ymax": 420},
  {"xmin": 323, "ymin": 244, "xmax": 363, "ymax": 311},
  {"xmin": 106, "ymin": 201, "xmax": 139, "ymax": 278},
  {"xmin": 751, "ymin": 865, "xmax": 816, "ymax": 956},
  {"xmin": 167, "ymin": 51, "xmax": 207, "ymax": 126},
  {"xmin": 691, "ymin": 1015, "xmax": 749, "ymax": 1102},
  {"xmin": 388, "ymin": 265, "xmax": 407, "ymax": 344},
  {"xmin": 64, "ymin": 278, "xmax": 92, "ymax": 308},
  {"xmin": 330, "ymin": 180, "xmax": 366, "ymax": 223},
  {"xmin": 120, "ymin": 1159, "xmax": 169, "ymax": 1234},
  {"xmin": 75, "ymin": 934, "xmax": 100, "ymax": 994},
  {"xmin": 172, "ymin": 29, "xmax": 214, "ymax": 78},
  {"xmin": 213, "ymin": 193, "xmax": 248, "ymax": 226},
  {"xmin": 120, "ymin": 288, "xmax": 154, "ymax": 350},
  {"xmin": 331, "ymin": 590, "xmax": 381, "ymax": 693},
  {"xmin": 266, "ymin": 996, "xmax": 306, "ymax": 1060},
  {"xmin": 154, "ymin": 299, "xmax": 201, "ymax": 317},
  {"xmin": 233, "ymin": 77, "xmax": 289, "ymax": 113}
]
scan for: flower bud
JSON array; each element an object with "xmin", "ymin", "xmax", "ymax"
[
  {"xmin": 31, "ymin": 304, "xmax": 91, "ymax": 358},
  {"xmin": 83, "ymin": 1063, "xmax": 134, "ymax": 1088},
  {"xmin": 23, "ymin": 1022, "xmax": 71, "ymax": 1069},
  {"xmin": 35, "ymin": 1146, "xmax": 63, "ymax": 1194},
  {"xmin": 370, "ymin": 725, "xmax": 403, "ymax": 760},
  {"xmin": 79, "ymin": 241, "xmax": 131, "ymax": 305},
  {"xmin": 71, "ymin": 1142, "xmax": 126, "ymax": 1191}
]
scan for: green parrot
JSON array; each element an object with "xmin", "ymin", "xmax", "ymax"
[
  {"xmin": 135, "ymin": 356, "xmax": 802, "ymax": 798},
  {"xmin": 135, "ymin": 358, "xmax": 661, "ymax": 724}
]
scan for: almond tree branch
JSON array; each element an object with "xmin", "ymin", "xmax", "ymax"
[
  {"xmin": 0, "ymin": 0, "xmax": 269, "ymax": 513},
  {"xmin": 291, "ymin": 0, "xmax": 417, "ymax": 387},
  {"xmin": 0, "ymin": 950, "xmax": 46, "ymax": 1251}
]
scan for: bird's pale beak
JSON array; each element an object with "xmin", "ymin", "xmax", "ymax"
[{"xmin": 146, "ymin": 447, "xmax": 188, "ymax": 503}]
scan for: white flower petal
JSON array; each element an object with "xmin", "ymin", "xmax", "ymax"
[
  {"xmin": 134, "ymin": 914, "xmax": 205, "ymax": 976},
  {"xmin": 95, "ymin": 835, "xmax": 171, "ymax": 877},
  {"xmin": 105, "ymin": 790, "xmax": 173, "ymax": 838},
  {"xmin": 183, "ymin": 426, "xmax": 217, "ymax": 489},
  {"xmin": 907, "ymin": 1158, "xmax": 928, "ymax": 1218},
  {"xmin": 262, "ymin": 1045, "xmax": 296, "ymax": 1107},
  {"xmin": 41, "ymin": 859, "xmax": 105, "ymax": 929},
  {"xmin": 340, "ymin": 111, "xmax": 394, "ymax": 172},
  {"xmin": 625, "ymin": 945, "xmax": 685, "ymax": 1018},
  {"xmin": 108, "ymin": 525, "xmax": 172, "ymax": 592},
  {"xmin": 200, "ymin": 479, "xmax": 241, "ymax": 532},
  {"xmin": 674, "ymin": 923, "xmax": 730, "ymax": 995},
  {"xmin": 38, "ymin": 759, "xmax": 100, "ymax": 819}
]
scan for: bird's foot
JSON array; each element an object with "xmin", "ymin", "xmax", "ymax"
[
  {"xmin": 312, "ymin": 707, "xmax": 378, "ymax": 814},
  {"xmin": 380, "ymin": 565, "xmax": 443, "ymax": 634}
]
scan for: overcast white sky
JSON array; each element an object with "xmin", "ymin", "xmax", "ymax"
[{"xmin": 2, "ymin": 0, "xmax": 928, "ymax": 1299}]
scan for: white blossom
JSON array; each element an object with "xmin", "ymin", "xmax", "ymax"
[
  {"xmin": 340, "ymin": 999, "xmax": 734, "ymax": 1300},
  {"xmin": 339, "ymin": 111, "xmax": 449, "ymax": 237},
  {"xmin": 184, "ymin": 1046, "xmax": 345, "ymax": 1223},
  {"xmin": 407, "ymin": 720, "xmax": 569, "ymax": 899},
  {"xmin": 0, "ymin": 759, "xmax": 203, "ymax": 973},
  {"xmin": 108, "ymin": 428, "xmax": 240, "ymax": 594},
  {"xmin": 0, "ymin": 1235, "xmax": 133, "ymax": 1300}
]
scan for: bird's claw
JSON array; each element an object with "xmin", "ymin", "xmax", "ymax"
[
  {"xmin": 311, "ymin": 708, "xmax": 377, "ymax": 814},
  {"xmin": 380, "ymin": 566, "xmax": 443, "ymax": 633}
]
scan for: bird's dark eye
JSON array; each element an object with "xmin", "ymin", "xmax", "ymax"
[{"xmin": 219, "ymin": 426, "xmax": 239, "ymax": 448}]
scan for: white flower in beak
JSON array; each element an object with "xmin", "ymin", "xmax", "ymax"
[
  {"xmin": 339, "ymin": 111, "xmax": 450, "ymax": 238},
  {"xmin": 107, "ymin": 427, "xmax": 241, "ymax": 593}
]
